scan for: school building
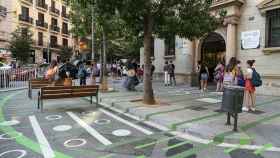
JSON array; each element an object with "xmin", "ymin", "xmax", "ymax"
[{"xmin": 140, "ymin": 0, "xmax": 280, "ymax": 96}]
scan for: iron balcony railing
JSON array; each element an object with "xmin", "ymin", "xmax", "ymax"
[
  {"xmin": 19, "ymin": 15, "xmax": 33, "ymax": 24},
  {"xmin": 36, "ymin": 0, "xmax": 48, "ymax": 10},
  {"xmin": 36, "ymin": 20, "xmax": 48, "ymax": 29},
  {"xmin": 61, "ymin": 12, "xmax": 69, "ymax": 19},
  {"xmin": 0, "ymin": 5, "xmax": 7, "ymax": 17},
  {"xmin": 50, "ymin": 25, "xmax": 60, "ymax": 32},
  {"xmin": 49, "ymin": 6, "xmax": 60, "ymax": 15}
]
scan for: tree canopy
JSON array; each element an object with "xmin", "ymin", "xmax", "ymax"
[
  {"xmin": 9, "ymin": 27, "xmax": 33, "ymax": 63},
  {"xmin": 69, "ymin": 0, "xmax": 224, "ymax": 104}
]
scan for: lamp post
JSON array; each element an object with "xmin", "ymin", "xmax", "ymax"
[{"xmin": 91, "ymin": 3, "xmax": 95, "ymax": 61}]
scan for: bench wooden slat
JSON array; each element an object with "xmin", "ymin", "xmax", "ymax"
[{"xmin": 43, "ymin": 89, "xmax": 73, "ymax": 94}]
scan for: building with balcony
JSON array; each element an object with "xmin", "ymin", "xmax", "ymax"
[
  {"xmin": 0, "ymin": 0, "xmax": 74, "ymax": 63},
  {"xmin": 141, "ymin": 0, "xmax": 280, "ymax": 96}
]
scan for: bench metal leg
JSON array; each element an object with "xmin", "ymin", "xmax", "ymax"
[
  {"xmin": 96, "ymin": 95, "xmax": 99, "ymax": 108},
  {"xmin": 226, "ymin": 112, "xmax": 231, "ymax": 125},
  {"xmin": 41, "ymin": 100, "xmax": 43, "ymax": 113},
  {"xmin": 90, "ymin": 96, "xmax": 93, "ymax": 104},
  {"xmin": 37, "ymin": 91, "xmax": 40, "ymax": 109},
  {"xmin": 233, "ymin": 113, "xmax": 238, "ymax": 132}
]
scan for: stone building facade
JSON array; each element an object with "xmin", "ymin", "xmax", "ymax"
[
  {"xmin": 0, "ymin": 0, "xmax": 74, "ymax": 64},
  {"xmin": 140, "ymin": 0, "xmax": 280, "ymax": 96}
]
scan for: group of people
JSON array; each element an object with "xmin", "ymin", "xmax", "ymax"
[
  {"xmin": 163, "ymin": 61, "xmax": 176, "ymax": 86},
  {"xmin": 197, "ymin": 57, "xmax": 262, "ymax": 112},
  {"xmin": 45, "ymin": 59, "xmax": 100, "ymax": 86}
]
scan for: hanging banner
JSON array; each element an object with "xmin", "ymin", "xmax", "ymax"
[{"xmin": 241, "ymin": 30, "xmax": 261, "ymax": 49}]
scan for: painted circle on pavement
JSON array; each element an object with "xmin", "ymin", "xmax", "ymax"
[
  {"xmin": 94, "ymin": 119, "xmax": 111, "ymax": 125},
  {"xmin": 0, "ymin": 132, "xmax": 23, "ymax": 140},
  {"xmin": 64, "ymin": 139, "xmax": 87, "ymax": 148},
  {"xmin": 112, "ymin": 129, "xmax": 131, "ymax": 137},
  {"xmin": 0, "ymin": 120, "xmax": 20, "ymax": 126},
  {"xmin": 0, "ymin": 150, "xmax": 27, "ymax": 158},
  {"xmin": 45, "ymin": 115, "xmax": 62, "ymax": 121},
  {"xmin": 53, "ymin": 125, "xmax": 72, "ymax": 132}
]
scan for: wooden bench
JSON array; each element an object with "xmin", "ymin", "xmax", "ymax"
[
  {"xmin": 38, "ymin": 85, "xmax": 99, "ymax": 112},
  {"xmin": 28, "ymin": 79, "xmax": 52, "ymax": 99},
  {"xmin": 28, "ymin": 79, "xmax": 65, "ymax": 98}
]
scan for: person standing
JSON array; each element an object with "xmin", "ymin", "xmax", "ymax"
[
  {"xmin": 197, "ymin": 61, "xmax": 202, "ymax": 89},
  {"xmin": 199, "ymin": 63, "xmax": 209, "ymax": 92},
  {"xmin": 45, "ymin": 60, "xmax": 58, "ymax": 82},
  {"xmin": 168, "ymin": 61, "xmax": 176, "ymax": 86},
  {"xmin": 214, "ymin": 61, "xmax": 225, "ymax": 91},
  {"xmin": 151, "ymin": 62, "xmax": 155, "ymax": 80},
  {"xmin": 243, "ymin": 60, "xmax": 257, "ymax": 112},
  {"xmin": 78, "ymin": 62, "xmax": 87, "ymax": 86},
  {"xmin": 163, "ymin": 61, "xmax": 170, "ymax": 86}
]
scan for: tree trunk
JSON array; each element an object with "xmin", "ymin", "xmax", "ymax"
[
  {"xmin": 100, "ymin": 30, "xmax": 108, "ymax": 91},
  {"xmin": 143, "ymin": 12, "xmax": 155, "ymax": 105}
]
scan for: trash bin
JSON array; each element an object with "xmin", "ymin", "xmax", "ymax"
[{"xmin": 221, "ymin": 86, "xmax": 244, "ymax": 113}]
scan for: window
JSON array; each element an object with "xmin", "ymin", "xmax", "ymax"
[
  {"xmin": 21, "ymin": 6, "xmax": 29, "ymax": 17},
  {"xmin": 50, "ymin": 35, "xmax": 58, "ymax": 47},
  {"xmin": 51, "ymin": 0, "xmax": 55, "ymax": 8},
  {"xmin": 62, "ymin": 38, "xmax": 68, "ymax": 47},
  {"xmin": 62, "ymin": 22, "xmax": 68, "ymax": 33},
  {"xmin": 38, "ymin": 32, "xmax": 43, "ymax": 46},
  {"xmin": 267, "ymin": 9, "xmax": 280, "ymax": 47},
  {"xmin": 62, "ymin": 5, "xmax": 66, "ymax": 14},
  {"xmin": 164, "ymin": 36, "xmax": 175, "ymax": 56},
  {"xmin": 38, "ymin": 12, "xmax": 44, "ymax": 22},
  {"xmin": 51, "ymin": 18, "xmax": 57, "ymax": 26}
]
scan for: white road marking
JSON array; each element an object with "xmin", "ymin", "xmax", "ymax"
[
  {"xmin": 29, "ymin": 116, "xmax": 55, "ymax": 158},
  {"xmin": 0, "ymin": 149, "xmax": 27, "ymax": 158},
  {"xmin": 67, "ymin": 111, "xmax": 112, "ymax": 146},
  {"xmin": 196, "ymin": 98, "xmax": 221, "ymax": 103},
  {"xmin": 99, "ymin": 109, "xmax": 153, "ymax": 135},
  {"xmin": 64, "ymin": 138, "xmax": 87, "ymax": 148}
]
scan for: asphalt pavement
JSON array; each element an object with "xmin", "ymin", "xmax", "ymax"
[{"xmin": 0, "ymin": 85, "xmax": 279, "ymax": 158}]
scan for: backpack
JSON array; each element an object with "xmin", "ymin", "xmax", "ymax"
[
  {"xmin": 252, "ymin": 68, "xmax": 262, "ymax": 87},
  {"xmin": 78, "ymin": 67, "xmax": 87, "ymax": 78},
  {"xmin": 237, "ymin": 75, "xmax": 245, "ymax": 87}
]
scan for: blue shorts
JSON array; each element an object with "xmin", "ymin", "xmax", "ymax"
[{"xmin": 201, "ymin": 73, "xmax": 208, "ymax": 81}]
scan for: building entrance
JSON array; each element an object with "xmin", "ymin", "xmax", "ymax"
[{"xmin": 201, "ymin": 32, "xmax": 226, "ymax": 82}]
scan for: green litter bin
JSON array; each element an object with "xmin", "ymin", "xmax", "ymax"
[{"xmin": 221, "ymin": 86, "xmax": 244, "ymax": 113}]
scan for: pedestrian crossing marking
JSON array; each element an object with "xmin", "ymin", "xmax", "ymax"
[
  {"xmin": 67, "ymin": 111, "xmax": 113, "ymax": 146},
  {"xmin": 29, "ymin": 115, "xmax": 55, "ymax": 158}
]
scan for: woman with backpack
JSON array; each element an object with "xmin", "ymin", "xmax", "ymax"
[
  {"xmin": 243, "ymin": 60, "xmax": 257, "ymax": 112},
  {"xmin": 214, "ymin": 61, "xmax": 225, "ymax": 92}
]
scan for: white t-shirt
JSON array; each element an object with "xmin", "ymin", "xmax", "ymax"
[{"xmin": 246, "ymin": 68, "xmax": 253, "ymax": 79}]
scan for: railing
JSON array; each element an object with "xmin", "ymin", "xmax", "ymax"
[
  {"xmin": 0, "ymin": 5, "xmax": 7, "ymax": 17},
  {"xmin": 62, "ymin": 12, "xmax": 69, "ymax": 19},
  {"xmin": 19, "ymin": 15, "xmax": 33, "ymax": 24},
  {"xmin": 36, "ymin": 0, "xmax": 48, "ymax": 10},
  {"xmin": 62, "ymin": 28, "xmax": 69, "ymax": 35},
  {"xmin": 0, "ymin": 68, "xmax": 37, "ymax": 89},
  {"xmin": 50, "ymin": 25, "xmax": 60, "ymax": 32},
  {"xmin": 36, "ymin": 20, "xmax": 48, "ymax": 28},
  {"xmin": 49, "ymin": 6, "xmax": 60, "ymax": 15}
]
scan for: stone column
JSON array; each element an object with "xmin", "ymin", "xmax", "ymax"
[{"xmin": 225, "ymin": 16, "xmax": 239, "ymax": 64}]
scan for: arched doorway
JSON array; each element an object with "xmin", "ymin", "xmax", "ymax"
[{"xmin": 201, "ymin": 32, "xmax": 226, "ymax": 82}]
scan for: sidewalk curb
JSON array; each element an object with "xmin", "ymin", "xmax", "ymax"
[
  {"xmin": 93, "ymin": 96, "xmax": 280, "ymax": 152},
  {"xmin": 0, "ymin": 87, "xmax": 27, "ymax": 93}
]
